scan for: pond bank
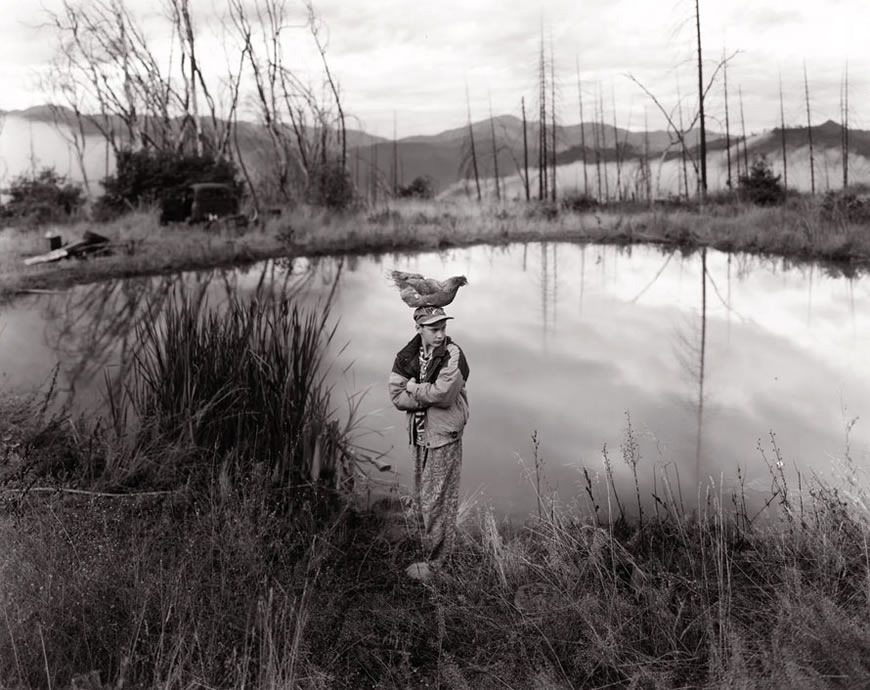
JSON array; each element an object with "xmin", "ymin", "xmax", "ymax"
[{"xmin": 2, "ymin": 197, "xmax": 869, "ymax": 297}]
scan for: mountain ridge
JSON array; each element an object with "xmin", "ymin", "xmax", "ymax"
[{"xmin": 2, "ymin": 105, "xmax": 865, "ymax": 196}]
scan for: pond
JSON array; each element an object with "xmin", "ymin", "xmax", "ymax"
[{"xmin": 2, "ymin": 242, "xmax": 869, "ymax": 520}]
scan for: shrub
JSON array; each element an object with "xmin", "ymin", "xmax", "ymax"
[
  {"xmin": 397, "ymin": 176, "xmax": 435, "ymax": 200},
  {"xmin": 97, "ymin": 149, "xmax": 243, "ymax": 219},
  {"xmin": 821, "ymin": 189, "xmax": 870, "ymax": 224},
  {"xmin": 524, "ymin": 200, "xmax": 560, "ymax": 220},
  {"xmin": 0, "ymin": 167, "xmax": 84, "ymax": 224},
  {"xmin": 560, "ymin": 192, "xmax": 599, "ymax": 213},
  {"xmin": 311, "ymin": 163, "xmax": 355, "ymax": 210},
  {"xmin": 738, "ymin": 156, "xmax": 785, "ymax": 206}
]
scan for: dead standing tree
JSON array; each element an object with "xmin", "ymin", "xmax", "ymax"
[
  {"xmin": 738, "ymin": 86, "xmax": 748, "ymax": 176},
  {"xmin": 45, "ymin": 0, "xmax": 247, "ymax": 189},
  {"xmin": 676, "ymin": 76, "xmax": 690, "ymax": 199},
  {"xmin": 488, "ymin": 94, "xmax": 501, "ymax": 201},
  {"xmin": 45, "ymin": 0, "xmax": 183, "ymax": 156},
  {"xmin": 575, "ymin": 56, "xmax": 589, "ymax": 198},
  {"xmin": 779, "ymin": 72, "xmax": 788, "ymax": 190},
  {"xmin": 694, "ymin": 0, "xmax": 708, "ymax": 200},
  {"xmin": 549, "ymin": 35, "xmax": 557, "ymax": 203},
  {"xmin": 538, "ymin": 30, "xmax": 548, "ymax": 201},
  {"xmin": 803, "ymin": 60, "xmax": 815, "ymax": 196},
  {"xmin": 628, "ymin": 51, "xmax": 737, "ymax": 201},
  {"xmin": 841, "ymin": 61, "xmax": 849, "ymax": 189},
  {"xmin": 461, "ymin": 85, "xmax": 481, "ymax": 201},
  {"xmin": 227, "ymin": 0, "xmax": 347, "ymax": 206},
  {"xmin": 521, "ymin": 96, "xmax": 531, "ymax": 200},
  {"xmin": 722, "ymin": 48, "xmax": 732, "ymax": 189}
]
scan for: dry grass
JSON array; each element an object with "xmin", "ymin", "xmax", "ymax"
[
  {"xmin": 3, "ymin": 195, "xmax": 869, "ymax": 298},
  {"xmin": 4, "ymin": 384, "xmax": 870, "ymax": 689},
  {"xmin": 0, "ymin": 211, "xmax": 286, "ymax": 296}
]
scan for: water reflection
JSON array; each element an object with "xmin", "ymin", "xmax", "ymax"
[
  {"xmin": 2, "ymin": 261, "xmax": 321, "ymax": 412},
  {"xmin": 2, "ymin": 243, "xmax": 870, "ymax": 519}
]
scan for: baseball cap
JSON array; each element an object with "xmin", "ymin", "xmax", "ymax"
[{"xmin": 413, "ymin": 306, "xmax": 454, "ymax": 326}]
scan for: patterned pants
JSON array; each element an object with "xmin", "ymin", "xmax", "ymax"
[{"xmin": 412, "ymin": 440, "xmax": 463, "ymax": 564}]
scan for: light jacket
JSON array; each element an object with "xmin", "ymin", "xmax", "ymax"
[{"xmin": 388, "ymin": 335, "xmax": 470, "ymax": 448}]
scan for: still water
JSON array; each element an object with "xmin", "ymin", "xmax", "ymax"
[{"xmin": 2, "ymin": 242, "xmax": 869, "ymax": 519}]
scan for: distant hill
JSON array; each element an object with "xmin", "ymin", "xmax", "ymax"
[
  {"xmin": 0, "ymin": 104, "xmax": 387, "ymax": 151},
  {"xmin": 2, "ymin": 105, "xmax": 867, "ymax": 198},
  {"xmin": 744, "ymin": 120, "xmax": 870, "ymax": 160}
]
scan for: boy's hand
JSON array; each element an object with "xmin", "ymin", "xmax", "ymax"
[{"xmin": 406, "ymin": 378, "xmax": 417, "ymax": 394}]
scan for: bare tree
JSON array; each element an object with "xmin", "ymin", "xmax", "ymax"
[
  {"xmin": 723, "ymin": 48, "xmax": 732, "ymax": 189},
  {"xmin": 598, "ymin": 82, "xmax": 609, "ymax": 201},
  {"xmin": 841, "ymin": 61, "xmax": 849, "ymax": 189},
  {"xmin": 676, "ymin": 77, "xmax": 690, "ymax": 199},
  {"xmin": 392, "ymin": 111, "xmax": 398, "ymax": 195},
  {"xmin": 166, "ymin": 0, "xmax": 201, "ymax": 154},
  {"xmin": 521, "ymin": 97, "xmax": 530, "ymax": 201},
  {"xmin": 694, "ymin": 0, "xmax": 708, "ymax": 200},
  {"xmin": 627, "ymin": 51, "xmax": 736, "ymax": 201},
  {"xmin": 575, "ymin": 57, "xmax": 589, "ymax": 198},
  {"xmin": 45, "ymin": 0, "xmax": 181, "ymax": 154},
  {"xmin": 488, "ymin": 94, "xmax": 500, "ymax": 201},
  {"xmin": 593, "ymin": 82, "xmax": 603, "ymax": 201},
  {"xmin": 370, "ymin": 141, "xmax": 378, "ymax": 204},
  {"xmin": 643, "ymin": 107, "xmax": 652, "ymax": 204},
  {"xmin": 306, "ymin": 1, "xmax": 346, "ymax": 174},
  {"xmin": 43, "ymin": 86, "xmax": 94, "ymax": 195},
  {"xmin": 228, "ymin": 0, "xmax": 347, "ymax": 204},
  {"xmin": 43, "ymin": 0, "xmax": 344, "ymax": 210},
  {"xmin": 466, "ymin": 85, "xmax": 481, "ymax": 202},
  {"xmin": 550, "ymin": 35, "xmax": 557, "ymax": 202},
  {"xmin": 538, "ymin": 28, "xmax": 548, "ymax": 201},
  {"xmin": 611, "ymin": 83, "xmax": 622, "ymax": 201},
  {"xmin": 804, "ymin": 60, "xmax": 815, "ymax": 196},
  {"xmin": 779, "ymin": 72, "xmax": 788, "ymax": 190},
  {"xmin": 738, "ymin": 86, "xmax": 748, "ymax": 176}
]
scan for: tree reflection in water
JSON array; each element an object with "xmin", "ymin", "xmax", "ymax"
[{"xmin": 37, "ymin": 258, "xmax": 322, "ymax": 413}]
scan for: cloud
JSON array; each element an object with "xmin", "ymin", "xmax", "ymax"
[
  {"xmin": 731, "ymin": 7, "xmax": 805, "ymax": 29},
  {"xmin": 2, "ymin": 0, "xmax": 869, "ymax": 137}
]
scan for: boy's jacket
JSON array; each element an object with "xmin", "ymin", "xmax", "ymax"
[{"xmin": 388, "ymin": 335, "xmax": 470, "ymax": 448}]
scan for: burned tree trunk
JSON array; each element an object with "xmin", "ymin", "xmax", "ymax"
[
  {"xmin": 723, "ymin": 50, "xmax": 732, "ymax": 189},
  {"xmin": 522, "ymin": 96, "xmax": 530, "ymax": 201},
  {"xmin": 695, "ymin": 0, "xmax": 707, "ymax": 200},
  {"xmin": 779, "ymin": 72, "xmax": 788, "ymax": 190},
  {"xmin": 576, "ymin": 57, "xmax": 589, "ymax": 198},
  {"xmin": 804, "ymin": 61, "xmax": 815, "ymax": 196},
  {"xmin": 489, "ymin": 94, "xmax": 500, "ymax": 201}
]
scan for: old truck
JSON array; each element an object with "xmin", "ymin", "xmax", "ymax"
[{"xmin": 159, "ymin": 183, "xmax": 245, "ymax": 227}]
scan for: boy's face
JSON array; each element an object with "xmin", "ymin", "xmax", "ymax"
[{"xmin": 416, "ymin": 320, "xmax": 448, "ymax": 351}]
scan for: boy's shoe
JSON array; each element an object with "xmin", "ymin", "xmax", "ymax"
[{"xmin": 405, "ymin": 561, "xmax": 434, "ymax": 582}]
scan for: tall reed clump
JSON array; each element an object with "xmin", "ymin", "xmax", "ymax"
[{"xmin": 105, "ymin": 282, "xmax": 362, "ymax": 496}]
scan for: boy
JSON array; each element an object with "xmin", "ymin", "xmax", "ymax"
[{"xmin": 388, "ymin": 305, "xmax": 470, "ymax": 580}]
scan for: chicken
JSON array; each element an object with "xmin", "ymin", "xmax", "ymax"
[{"xmin": 387, "ymin": 270, "xmax": 468, "ymax": 307}]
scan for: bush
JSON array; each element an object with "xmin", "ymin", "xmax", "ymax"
[
  {"xmin": 311, "ymin": 163, "xmax": 355, "ymax": 210},
  {"xmin": 524, "ymin": 200, "xmax": 560, "ymax": 221},
  {"xmin": 821, "ymin": 189, "xmax": 870, "ymax": 224},
  {"xmin": 738, "ymin": 156, "xmax": 785, "ymax": 206},
  {"xmin": 397, "ymin": 176, "xmax": 434, "ymax": 200},
  {"xmin": 97, "ymin": 149, "xmax": 243, "ymax": 219},
  {"xmin": 0, "ymin": 167, "xmax": 84, "ymax": 224},
  {"xmin": 560, "ymin": 192, "xmax": 599, "ymax": 213}
]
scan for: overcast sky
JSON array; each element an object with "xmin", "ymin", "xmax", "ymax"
[{"xmin": 2, "ymin": 0, "xmax": 867, "ymax": 139}]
